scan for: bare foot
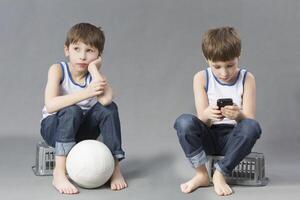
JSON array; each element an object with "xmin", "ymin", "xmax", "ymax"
[
  {"xmin": 110, "ymin": 160, "xmax": 127, "ymax": 191},
  {"xmin": 52, "ymin": 170, "xmax": 79, "ymax": 194},
  {"xmin": 212, "ymin": 170, "xmax": 233, "ymax": 196},
  {"xmin": 180, "ymin": 166, "xmax": 210, "ymax": 193}
]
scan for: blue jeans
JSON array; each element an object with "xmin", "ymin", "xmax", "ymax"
[
  {"xmin": 40, "ymin": 102, "xmax": 125, "ymax": 161},
  {"xmin": 174, "ymin": 114, "xmax": 261, "ymax": 175}
]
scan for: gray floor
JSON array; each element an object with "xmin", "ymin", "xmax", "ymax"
[{"xmin": 1, "ymin": 135, "xmax": 300, "ymax": 200}]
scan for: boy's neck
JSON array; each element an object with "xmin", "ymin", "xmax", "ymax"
[{"xmin": 68, "ymin": 62, "xmax": 88, "ymax": 81}]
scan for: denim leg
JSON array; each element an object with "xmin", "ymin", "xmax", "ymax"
[
  {"xmin": 77, "ymin": 102, "xmax": 125, "ymax": 161},
  {"xmin": 40, "ymin": 105, "xmax": 84, "ymax": 156},
  {"xmin": 174, "ymin": 114, "xmax": 216, "ymax": 168},
  {"xmin": 41, "ymin": 114, "xmax": 58, "ymax": 147},
  {"xmin": 215, "ymin": 119, "xmax": 262, "ymax": 175}
]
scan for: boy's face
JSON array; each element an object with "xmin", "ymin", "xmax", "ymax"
[
  {"xmin": 207, "ymin": 57, "xmax": 239, "ymax": 83},
  {"xmin": 64, "ymin": 41, "xmax": 99, "ymax": 72}
]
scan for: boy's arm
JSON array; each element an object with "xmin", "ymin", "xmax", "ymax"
[
  {"xmin": 193, "ymin": 71, "xmax": 212, "ymax": 126},
  {"xmin": 238, "ymin": 72, "xmax": 256, "ymax": 120},
  {"xmin": 44, "ymin": 64, "xmax": 96, "ymax": 113},
  {"xmin": 88, "ymin": 58, "xmax": 113, "ymax": 106}
]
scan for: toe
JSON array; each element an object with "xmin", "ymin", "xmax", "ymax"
[
  {"xmin": 63, "ymin": 188, "xmax": 68, "ymax": 194},
  {"xmin": 72, "ymin": 188, "xmax": 77, "ymax": 194},
  {"xmin": 67, "ymin": 188, "xmax": 71, "ymax": 194},
  {"xmin": 180, "ymin": 183, "xmax": 188, "ymax": 193},
  {"xmin": 226, "ymin": 188, "xmax": 233, "ymax": 195},
  {"xmin": 215, "ymin": 187, "xmax": 223, "ymax": 196},
  {"xmin": 73, "ymin": 186, "xmax": 79, "ymax": 194},
  {"xmin": 111, "ymin": 183, "xmax": 116, "ymax": 190},
  {"xmin": 63, "ymin": 189, "xmax": 67, "ymax": 194}
]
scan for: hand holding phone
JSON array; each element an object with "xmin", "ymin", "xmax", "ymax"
[{"xmin": 217, "ymin": 98, "xmax": 233, "ymax": 109}]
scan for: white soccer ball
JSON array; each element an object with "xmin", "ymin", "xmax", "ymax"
[{"xmin": 66, "ymin": 140, "xmax": 115, "ymax": 188}]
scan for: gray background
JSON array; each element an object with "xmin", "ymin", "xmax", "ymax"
[{"xmin": 0, "ymin": 0, "xmax": 299, "ymax": 199}]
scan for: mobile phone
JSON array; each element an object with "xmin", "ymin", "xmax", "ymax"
[{"xmin": 217, "ymin": 98, "xmax": 233, "ymax": 109}]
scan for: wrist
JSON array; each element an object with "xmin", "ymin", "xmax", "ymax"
[
  {"xmin": 198, "ymin": 113, "xmax": 210, "ymax": 124},
  {"xmin": 88, "ymin": 68, "xmax": 102, "ymax": 80},
  {"xmin": 88, "ymin": 64, "xmax": 98, "ymax": 74},
  {"xmin": 82, "ymin": 88, "xmax": 92, "ymax": 99},
  {"xmin": 236, "ymin": 111, "xmax": 246, "ymax": 122}
]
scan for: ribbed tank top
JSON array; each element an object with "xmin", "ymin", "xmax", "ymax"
[
  {"xmin": 42, "ymin": 62, "xmax": 98, "ymax": 120},
  {"xmin": 205, "ymin": 67, "xmax": 248, "ymax": 125}
]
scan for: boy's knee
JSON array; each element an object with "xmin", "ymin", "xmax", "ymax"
[
  {"xmin": 102, "ymin": 101, "xmax": 118, "ymax": 116},
  {"xmin": 59, "ymin": 105, "xmax": 83, "ymax": 118},
  {"xmin": 240, "ymin": 119, "xmax": 262, "ymax": 139},
  {"xmin": 92, "ymin": 102, "xmax": 119, "ymax": 119},
  {"xmin": 174, "ymin": 114, "xmax": 197, "ymax": 133},
  {"xmin": 105, "ymin": 101, "xmax": 118, "ymax": 111}
]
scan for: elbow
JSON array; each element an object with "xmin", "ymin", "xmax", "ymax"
[
  {"xmin": 98, "ymin": 97, "xmax": 113, "ymax": 106},
  {"xmin": 237, "ymin": 112, "xmax": 255, "ymax": 122},
  {"xmin": 45, "ymin": 103, "xmax": 56, "ymax": 114},
  {"xmin": 98, "ymin": 95, "xmax": 113, "ymax": 106},
  {"xmin": 98, "ymin": 89, "xmax": 113, "ymax": 106}
]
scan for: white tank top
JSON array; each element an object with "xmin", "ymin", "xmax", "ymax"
[
  {"xmin": 205, "ymin": 67, "xmax": 248, "ymax": 125},
  {"xmin": 42, "ymin": 62, "xmax": 98, "ymax": 120}
]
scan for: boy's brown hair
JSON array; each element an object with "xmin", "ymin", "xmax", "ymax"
[
  {"xmin": 202, "ymin": 26, "xmax": 241, "ymax": 62},
  {"xmin": 65, "ymin": 23, "xmax": 105, "ymax": 55}
]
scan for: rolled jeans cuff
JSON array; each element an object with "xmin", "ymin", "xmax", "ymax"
[
  {"xmin": 214, "ymin": 162, "xmax": 230, "ymax": 176},
  {"xmin": 113, "ymin": 153, "xmax": 125, "ymax": 161},
  {"xmin": 188, "ymin": 150, "xmax": 208, "ymax": 168},
  {"xmin": 55, "ymin": 141, "xmax": 75, "ymax": 156}
]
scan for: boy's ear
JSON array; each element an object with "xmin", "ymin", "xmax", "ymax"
[{"xmin": 64, "ymin": 45, "xmax": 69, "ymax": 57}]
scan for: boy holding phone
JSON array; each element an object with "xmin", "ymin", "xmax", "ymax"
[{"xmin": 174, "ymin": 27, "xmax": 262, "ymax": 196}]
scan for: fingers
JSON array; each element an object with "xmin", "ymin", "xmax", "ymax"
[
  {"xmin": 91, "ymin": 57, "xmax": 102, "ymax": 65},
  {"xmin": 93, "ymin": 87, "xmax": 105, "ymax": 94},
  {"xmin": 224, "ymin": 104, "xmax": 239, "ymax": 110},
  {"xmin": 207, "ymin": 106, "xmax": 223, "ymax": 121},
  {"xmin": 211, "ymin": 109, "xmax": 223, "ymax": 120},
  {"xmin": 211, "ymin": 105, "xmax": 219, "ymax": 110},
  {"xmin": 90, "ymin": 82, "xmax": 107, "ymax": 90},
  {"xmin": 91, "ymin": 79, "xmax": 107, "ymax": 86},
  {"xmin": 212, "ymin": 108, "xmax": 222, "ymax": 115},
  {"xmin": 100, "ymin": 82, "xmax": 107, "ymax": 87},
  {"xmin": 211, "ymin": 115, "xmax": 223, "ymax": 121},
  {"xmin": 221, "ymin": 108, "xmax": 238, "ymax": 119}
]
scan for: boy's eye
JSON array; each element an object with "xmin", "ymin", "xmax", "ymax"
[
  {"xmin": 87, "ymin": 49, "xmax": 94, "ymax": 52},
  {"xmin": 227, "ymin": 65, "xmax": 233, "ymax": 68},
  {"xmin": 74, "ymin": 47, "xmax": 79, "ymax": 51},
  {"xmin": 213, "ymin": 66, "xmax": 221, "ymax": 69}
]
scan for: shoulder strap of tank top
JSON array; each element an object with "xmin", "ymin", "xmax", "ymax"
[
  {"xmin": 242, "ymin": 68, "xmax": 248, "ymax": 87},
  {"xmin": 205, "ymin": 68, "xmax": 210, "ymax": 92},
  {"xmin": 59, "ymin": 62, "xmax": 67, "ymax": 84}
]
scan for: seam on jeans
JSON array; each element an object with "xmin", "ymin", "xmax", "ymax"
[
  {"xmin": 186, "ymin": 147, "xmax": 204, "ymax": 158},
  {"xmin": 56, "ymin": 139, "xmax": 76, "ymax": 143}
]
